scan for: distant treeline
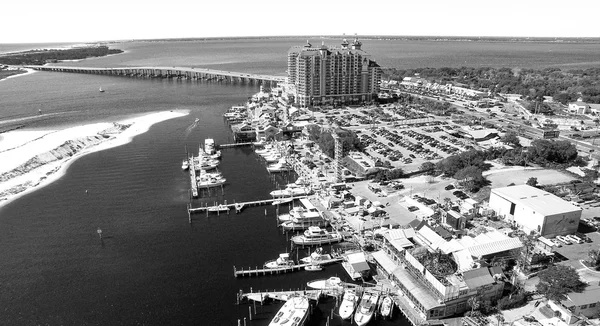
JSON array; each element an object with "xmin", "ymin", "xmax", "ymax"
[
  {"xmin": 0, "ymin": 46, "xmax": 123, "ymax": 65},
  {"xmin": 382, "ymin": 67, "xmax": 600, "ymax": 104}
]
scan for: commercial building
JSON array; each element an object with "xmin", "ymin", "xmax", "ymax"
[
  {"xmin": 287, "ymin": 38, "xmax": 380, "ymax": 107},
  {"xmin": 489, "ymin": 185, "xmax": 581, "ymax": 237},
  {"xmin": 547, "ymin": 283, "xmax": 600, "ymax": 324}
]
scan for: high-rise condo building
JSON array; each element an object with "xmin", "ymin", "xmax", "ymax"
[{"xmin": 287, "ymin": 38, "xmax": 380, "ymax": 107}]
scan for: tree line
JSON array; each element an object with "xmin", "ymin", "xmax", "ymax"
[
  {"xmin": 383, "ymin": 66, "xmax": 600, "ymax": 104},
  {"xmin": 0, "ymin": 46, "xmax": 123, "ymax": 65}
]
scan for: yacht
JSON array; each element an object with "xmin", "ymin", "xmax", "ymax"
[
  {"xmin": 291, "ymin": 227, "xmax": 343, "ymax": 246},
  {"xmin": 339, "ymin": 289, "xmax": 360, "ymax": 320},
  {"xmin": 280, "ymin": 219, "xmax": 328, "ymax": 231},
  {"xmin": 354, "ymin": 292, "xmax": 380, "ymax": 326},
  {"xmin": 181, "ymin": 159, "xmax": 189, "ymax": 170},
  {"xmin": 203, "ymin": 139, "xmax": 222, "ymax": 159},
  {"xmin": 300, "ymin": 247, "xmax": 332, "ymax": 264},
  {"xmin": 268, "ymin": 295, "xmax": 309, "ymax": 326},
  {"xmin": 264, "ymin": 253, "xmax": 295, "ymax": 269},
  {"xmin": 264, "ymin": 153, "xmax": 282, "ymax": 163},
  {"xmin": 197, "ymin": 172, "xmax": 226, "ymax": 188},
  {"xmin": 380, "ymin": 295, "xmax": 393, "ymax": 318},
  {"xmin": 267, "ymin": 158, "xmax": 293, "ymax": 173}
]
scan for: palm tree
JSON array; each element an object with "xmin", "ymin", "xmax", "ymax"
[{"xmin": 467, "ymin": 295, "xmax": 481, "ymax": 314}]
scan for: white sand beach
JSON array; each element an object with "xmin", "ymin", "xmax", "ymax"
[{"xmin": 0, "ymin": 110, "xmax": 188, "ymax": 208}]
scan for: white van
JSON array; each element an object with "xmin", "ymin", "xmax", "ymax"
[
  {"xmin": 566, "ymin": 235, "xmax": 583, "ymax": 244},
  {"xmin": 556, "ymin": 235, "xmax": 572, "ymax": 245}
]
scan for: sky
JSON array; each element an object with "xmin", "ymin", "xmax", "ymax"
[{"xmin": 1, "ymin": 0, "xmax": 599, "ymax": 43}]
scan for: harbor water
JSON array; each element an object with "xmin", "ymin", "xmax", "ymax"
[{"xmin": 2, "ymin": 38, "xmax": 600, "ymax": 325}]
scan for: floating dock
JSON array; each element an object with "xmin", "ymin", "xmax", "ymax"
[
  {"xmin": 218, "ymin": 142, "xmax": 254, "ymax": 148},
  {"xmin": 188, "ymin": 157, "xmax": 198, "ymax": 198}
]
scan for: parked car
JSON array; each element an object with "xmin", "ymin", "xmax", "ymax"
[
  {"xmin": 575, "ymin": 232, "xmax": 592, "ymax": 243},
  {"xmin": 556, "ymin": 235, "xmax": 572, "ymax": 245},
  {"xmin": 444, "ymin": 185, "xmax": 455, "ymax": 191}
]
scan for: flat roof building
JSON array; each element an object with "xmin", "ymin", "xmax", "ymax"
[{"xmin": 489, "ymin": 185, "xmax": 581, "ymax": 237}]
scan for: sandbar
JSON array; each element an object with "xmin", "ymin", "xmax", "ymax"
[{"xmin": 0, "ymin": 110, "xmax": 188, "ymax": 209}]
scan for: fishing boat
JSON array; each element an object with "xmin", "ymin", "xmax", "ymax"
[
  {"xmin": 268, "ymin": 295, "xmax": 309, "ymax": 326},
  {"xmin": 181, "ymin": 159, "xmax": 189, "ymax": 170},
  {"xmin": 291, "ymin": 226, "xmax": 343, "ymax": 246},
  {"xmin": 208, "ymin": 204, "xmax": 229, "ymax": 213},
  {"xmin": 267, "ymin": 158, "xmax": 293, "ymax": 172},
  {"xmin": 380, "ymin": 295, "xmax": 393, "ymax": 318},
  {"xmin": 203, "ymin": 139, "xmax": 222, "ymax": 159},
  {"xmin": 264, "ymin": 253, "xmax": 294, "ymax": 269},
  {"xmin": 307, "ymin": 276, "xmax": 343, "ymax": 291},
  {"xmin": 300, "ymin": 247, "xmax": 332, "ymax": 264},
  {"xmin": 354, "ymin": 292, "xmax": 380, "ymax": 326},
  {"xmin": 197, "ymin": 172, "xmax": 226, "ymax": 188},
  {"xmin": 339, "ymin": 289, "xmax": 359, "ymax": 320}
]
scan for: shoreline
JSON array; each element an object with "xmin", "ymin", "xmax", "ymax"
[
  {"xmin": 0, "ymin": 110, "xmax": 189, "ymax": 210},
  {"xmin": 0, "ymin": 68, "xmax": 36, "ymax": 82}
]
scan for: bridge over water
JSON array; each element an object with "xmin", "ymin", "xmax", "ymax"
[{"xmin": 26, "ymin": 65, "xmax": 285, "ymax": 86}]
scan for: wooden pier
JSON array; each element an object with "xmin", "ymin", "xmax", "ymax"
[
  {"xmin": 188, "ymin": 196, "xmax": 307, "ymax": 214},
  {"xmin": 233, "ymin": 257, "xmax": 344, "ymax": 278},
  {"xmin": 218, "ymin": 142, "xmax": 254, "ymax": 149}
]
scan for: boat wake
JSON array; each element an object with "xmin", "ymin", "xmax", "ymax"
[{"xmin": 184, "ymin": 118, "xmax": 200, "ymax": 137}]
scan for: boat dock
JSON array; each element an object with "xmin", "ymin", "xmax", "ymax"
[
  {"xmin": 218, "ymin": 142, "xmax": 253, "ymax": 149},
  {"xmin": 188, "ymin": 196, "xmax": 307, "ymax": 214},
  {"xmin": 233, "ymin": 257, "xmax": 344, "ymax": 278},
  {"xmin": 188, "ymin": 157, "xmax": 198, "ymax": 198},
  {"xmin": 239, "ymin": 289, "xmax": 333, "ymax": 303}
]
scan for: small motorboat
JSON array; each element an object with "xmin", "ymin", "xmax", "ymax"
[
  {"xmin": 207, "ymin": 204, "xmax": 229, "ymax": 212},
  {"xmin": 181, "ymin": 160, "xmax": 189, "ymax": 170},
  {"xmin": 380, "ymin": 295, "xmax": 393, "ymax": 318},
  {"xmin": 99, "ymin": 87, "xmax": 104, "ymax": 93},
  {"xmin": 305, "ymin": 263, "xmax": 323, "ymax": 272},
  {"xmin": 272, "ymin": 198, "xmax": 293, "ymax": 206}
]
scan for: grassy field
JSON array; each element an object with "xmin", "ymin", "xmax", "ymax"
[
  {"xmin": 485, "ymin": 168, "xmax": 575, "ymax": 188},
  {"xmin": 0, "ymin": 69, "xmax": 26, "ymax": 80}
]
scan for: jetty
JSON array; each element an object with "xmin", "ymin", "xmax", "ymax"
[
  {"xmin": 188, "ymin": 196, "xmax": 307, "ymax": 214},
  {"xmin": 233, "ymin": 257, "xmax": 344, "ymax": 278},
  {"xmin": 26, "ymin": 65, "xmax": 284, "ymax": 86}
]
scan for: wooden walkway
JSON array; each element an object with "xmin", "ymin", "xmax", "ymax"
[{"xmin": 188, "ymin": 196, "xmax": 307, "ymax": 214}]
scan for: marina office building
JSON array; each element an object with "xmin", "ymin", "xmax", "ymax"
[{"xmin": 287, "ymin": 38, "xmax": 381, "ymax": 107}]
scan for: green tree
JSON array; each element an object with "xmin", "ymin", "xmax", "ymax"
[
  {"xmin": 502, "ymin": 131, "xmax": 521, "ymax": 148},
  {"xmin": 526, "ymin": 177, "xmax": 538, "ymax": 188},
  {"xmin": 588, "ymin": 249, "xmax": 600, "ymax": 270},
  {"xmin": 454, "ymin": 166, "xmax": 486, "ymax": 192},
  {"xmin": 536, "ymin": 265, "xmax": 587, "ymax": 301},
  {"xmin": 420, "ymin": 161, "xmax": 436, "ymax": 175}
]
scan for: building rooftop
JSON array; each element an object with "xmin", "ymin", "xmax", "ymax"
[
  {"xmin": 463, "ymin": 267, "xmax": 495, "ymax": 290},
  {"xmin": 561, "ymin": 283, "xmax": 600, "ymax": 307},
  {"xmin": 491, "ymin": 184, "xmax": 580, "ymax": 216}
]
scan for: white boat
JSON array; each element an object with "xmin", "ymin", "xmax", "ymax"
[
  {"xmin": 204, "ymin": 138, "xmax": 217, "ymax": 155},
  {"xmin": 208, "ymin": 204, "xmax": 229, "ymax": 212},
  {"xmin": 197, "ymin": 172, "xmax": 226, "ymax": 188},
  {"xmin": 264, "ymin": 253, "xmax": 294, "ymax": 269},
  {"xmin": 194, "ymin": 118, "xmax": 200, "ymax": 123},
  {"xmin": 281, "ymin": 219, "xmax": 328, "ymax": 231},
  {"xmin": 307, "ymin": 276, "xmax": 343, "ymax": 290},
  {"xmin": 268, "ymin": 295, "xmax": 309, "ymax": 326},
  {"xmin": 267, "ymin": 158, "xmax": 293, "ymax": 172},
  {"xmin": 304, "ymin": 263, "xmax": 322, "ymax": 272},
  {"xmin": 99, "ymin": 87, "xmax": 104, "ymax": 93},
  {"xmin": 380, "ymin": 295, "xmax": 393, "ymax": 318},
  {"xmin": 264, "ymin": 153, "xmax": 282, "ymax": 163},
  {"xmin": 339, "ymin": 289, "xmax": 359, "ymax": 320},
  {"xmin": 287, "ymin": 187, "xmax": 311, "ymax": 196},
  {"xmin": 271, "ymin": 198, "xmax": 293, "ymax": 206},
  {"xmin": 354, "ymin": 292, "xmax": 380, "ymax": 326},
  {"xmin": 291, "ymin": 227, "xmax": 343, "ymax": 246},
  {"xmin": 270, "ymin": 189, "xmax": 291, "ymax": 198},
  {"xmin": 300, "ymin": 247, "xmax": 333, "ymax": 264},
  {"xmin": 181, "ymin": 159, "xmax": 189, "ymax": 170}
]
